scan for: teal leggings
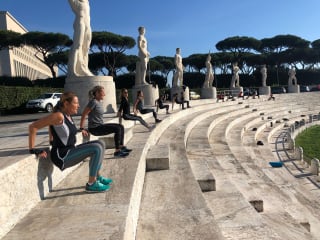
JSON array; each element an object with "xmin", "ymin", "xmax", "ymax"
[{"xmin": 63, "ymin": 140, "xmax": 105, "ymax": 177}]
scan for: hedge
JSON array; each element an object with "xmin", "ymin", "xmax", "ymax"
[{"xmin": 0, "ymin": 86, "xmax": 63, "ymax": 114}]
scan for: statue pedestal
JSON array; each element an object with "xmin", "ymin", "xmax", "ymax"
[
  {"xmin": 230, "ymin": 86, "xmax": 243, "ymax": 97},
  {"xmin": 132, "ymin": 84, "xmax": 159, "ymax": 106},
  {"xmin": 64, "ymin": 76, "xmax": 117, "ymax": 114},
  {"xmin": 201, "ymin": 87, "xmax": 217, "ymax": 99},
  {"xmin": 259, "ymin": 86, "xmax": 271, "ymax": 95},
  {"xmin": 288, "ymin": 85, "xmax": 300, "ymax": 93},
  {"xmin": 171, "ymin": 86, "xmax": 190, "ymax": 101}
]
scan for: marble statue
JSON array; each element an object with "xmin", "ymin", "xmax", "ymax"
[
  {"xmin": 260, "ymin": 64, "xmax": 267, "ymax": 87},
  {"xmin": 203, "ymin": 54, "xmax": 214, "ymax": 88},
  {"xmin": 173, "ymin": 48, "xmax": 184, "ymax": 87},
  {"xmin": 288, "ymin": 67, "xmax": 297, "ymax": 86},
  {"xmin": 67, "ymin": 0, "xmax": 93, "ymax": 77},
  {"xmin": 136, "ymin": 26, "xmax": 150, "ymax": 85},
  {"xmin": 230, "ymin": 63, "xmax": 240, "ymax": 88}
]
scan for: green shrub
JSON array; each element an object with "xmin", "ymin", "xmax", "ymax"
[{"xmin": 0, "ymin": 86, "xmax": 63, "ymax": 114}]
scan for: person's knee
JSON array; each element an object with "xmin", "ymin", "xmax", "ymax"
[{"xmin": 96, "ymin": 140, "xmax": 106, "ymax": 150}]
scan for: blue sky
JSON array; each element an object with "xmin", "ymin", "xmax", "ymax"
[{"xmin": 1, "ymin": 0, "xmax": 320, "ymax": 58}]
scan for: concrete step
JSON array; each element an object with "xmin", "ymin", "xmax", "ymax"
[
  {"xmin": 2, "ymin": 122, "xmax": 154, "ymax": 240},
  {"xmin": 146, "ymin": 144, "xmax": 170, "ymax": 171},
  {"xmin": 0, "ymin": 111, "xmax": 155, "ymax": 239},
  {"xmin": 0, "ymin": 133, "xmax": 84, "ymax": 239},
  {"xmin": 98, "ymin": 127, "xmax": 133, "ymax": 149},
  {"xmin": 136, "ymin": 111, "xmax": 225, "ymax": 240}
]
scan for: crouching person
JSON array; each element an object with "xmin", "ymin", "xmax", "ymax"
[
  {"xmin": 80, "ymin": 86, "xmax": 132, "ymax": 158},
  {"xmin": 28, "ymin": 92, "xmax": 112, "ymax": 193}
]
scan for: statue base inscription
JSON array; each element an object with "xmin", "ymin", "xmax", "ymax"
[
  {"xmin": 201, "ymin": 87, "xmax": 217, "ymax": 99},
  {"xmin": 259, "ymin": 86, "xmax": 271, "ymax": 96},
  {"xmin": 288, "ymin": 85, "xmax": 300, "ymax": 93},
  {"xmin": 230, "ymin": 86, "xmax": 243, "ymax": 97}
]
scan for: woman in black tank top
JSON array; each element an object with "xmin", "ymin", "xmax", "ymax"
[{"xmin": 28, "ymin": 92, "xmax": 112, "ymax": 193}]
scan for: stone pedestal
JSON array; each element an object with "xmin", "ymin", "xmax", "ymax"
[
  {"xmin": 132, "ymin": 84, "xmax": 159, "ymax": 106},
  {"xmin": 171, "ymin": 86, "xmax": 190, "ymax": 101},
  {"xmin": 259, "ymin": 86, "xmax": 271, "ymax": 96},
  {"xmin": 201, "ymin": 87, "xmax": 217, "ymax": 99},
  {"xmin": 230, "ymin": 86, "xmax": 243, "ymax": 97},
  {"xmin": 288, "ymin": 85, "xmax": 300, "ymax": 93},
  {"xmin": 64, "ymin": 76, "xmax": 117, "ymax": 114}
]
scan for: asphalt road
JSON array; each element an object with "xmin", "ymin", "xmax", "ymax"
[
  {"xmin": 0, "ymin": 112, "xmax": 50, "ymax": 124},
  {"xmin": 0, "ymin": 112, "xmax": 85, "ymax": 138},
  {"xmin": 0, "ymin": 112, "xmax": 50, "ymax": 138}
]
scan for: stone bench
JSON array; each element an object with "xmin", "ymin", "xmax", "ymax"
[
  {"xmin": 94, "ymin": 127, "xmax": 133, "ymax": 149},
  {"xmin": 0, "ymin": 131, "xmax": 86, "ymax": 238},
  {"xmin": 0, "ymin": 111, "xmax": 155, "ymax": 238},
  {"xmin": 137, "ymin": 109, "xmax": 225, "ymax": 240},
  {"xmin": 189, "ymin": 156, "xmax": 216, "ymax": 192},
  {"xmin": 146, "ymin": 144, "xmax": 170, "ymax": 171}
]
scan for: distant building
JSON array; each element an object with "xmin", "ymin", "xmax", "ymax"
[{"xmin": 0, "ymin": 11, "xmax": 56, "ymax": 80}]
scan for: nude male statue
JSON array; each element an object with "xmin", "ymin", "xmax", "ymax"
[
  {"xmin": 173, "ymin": 48, "xmax": 184, "ymax": 87},
  {"xmin": 230, "ymin": 63, "xmax": 240, "ymax": 88},
  {"xmin": 261, "ymin": 64, "xmax": 267, "ymax": 87},
  {"xmin": 136, "ymin": 26, "xmax": 150, "ymax": 85},
  {"xmin": 68, "ymin": 0, "xmax": 93, "ymax": 77},
  {"xmin": 203, "ymin": 54, "xmax": 214, "ymax": 88},
  {"xmin": 288, "ymin": 67, "xmax": 297, "ymax": 86}
]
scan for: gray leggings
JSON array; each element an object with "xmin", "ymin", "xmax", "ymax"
[{"xmin": 63, "ymin": 140, "xmax": 105, "ymax": 177}]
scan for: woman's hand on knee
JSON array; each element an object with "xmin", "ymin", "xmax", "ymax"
[{"xmin": 80, "ymin": 128, "xmax": 89, "ymax": 137}]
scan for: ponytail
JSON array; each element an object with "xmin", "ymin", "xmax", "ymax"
[
  {"xmin": 53, "ymin": 92, "xmax": 76, "ymax": 112},
  {"xmin": 88, "ymin": 85, "xmax": 104, "ymax": 100}
]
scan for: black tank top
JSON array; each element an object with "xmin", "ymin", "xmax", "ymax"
[
  {"xmin": 50, "ymin": 113, "xmax": 77, "ymax": 170},
  {"xmin": 136, "ymin": 99, "xmax": 143, "ymax": 111}
]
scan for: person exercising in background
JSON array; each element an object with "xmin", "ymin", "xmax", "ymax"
[
  {"xmin": 134, "ymin": 90, "xmax": 161, "ymax": 123},
  {"xmin": 117, "ymin": 88, "xmax": 154, "ymax": 131},
  {"xmin": 80, "ymin": 86, "xmax": 131, "ymax": 158},
  {"xmin": 155, "ymin": 94, "xmax": 170, "ymax": 114},
  {"xmin": 172, "ymin": 92, "xmax": 190, "ymax": 110}
]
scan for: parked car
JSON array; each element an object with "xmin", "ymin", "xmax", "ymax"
[
  {"xmin": 271, "ymin": 86, "xmax": 286, "ymax": 94},
  {"xmin": 310, "ymin": 84, "xmax": 320, "ymax": 91},
  {"xmin": 190, "ymin": 91, "xmax": 200, "ymax": 100},
  {"xmin": 300, "ymin": 85, "xmax": 310, "ymax": 92},
  {"xmin": 26, "ymin": 93, "xmax": 62, "ymax": 112}
]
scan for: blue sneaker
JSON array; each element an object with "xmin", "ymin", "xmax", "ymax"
[
  {"xmin": 114, "ymin": 151, "xmax": 129, "ymax": 157},
  {"xmin": 121, "ymin": 146, "xmax": 132, "ymax": 153},
  {"xmin": 97, "ymin": 175, "xmax": 113, "ymax": 185},
  {"xmin": 85, "ymin": 181, "xmax": 110, "ymax": 192}
]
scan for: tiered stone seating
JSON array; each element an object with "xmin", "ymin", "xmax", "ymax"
[
  {"xmin": 136, "ymin": 108, "xmax": 225, "ymax": 239},
  {"xmin": 206, "ymin": 105, "xmax": 293, "ymax": 239},
  {"xmin": 2, "ymin": 92, "xmax": 320, "ymax": 240},
  {"xmin": 185, "ymin": 103, "xmax": 262, "ymax": 192},
  {"xmin": 218, "ymin": 94, "xmax": 320, "ymax": 239}
]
